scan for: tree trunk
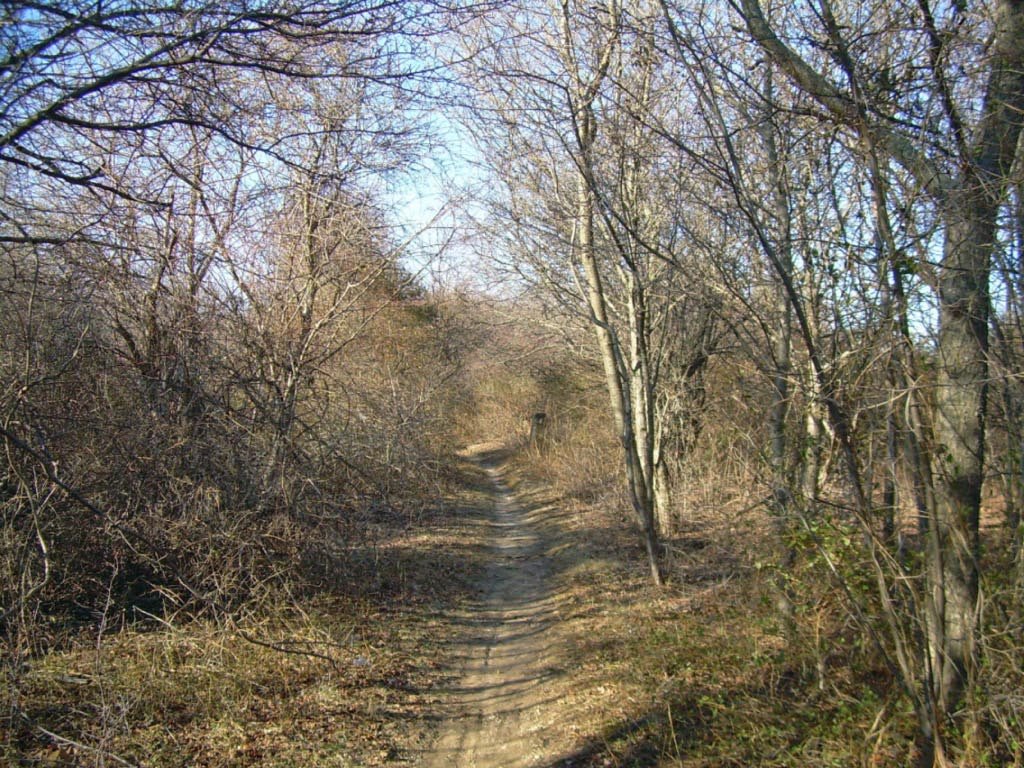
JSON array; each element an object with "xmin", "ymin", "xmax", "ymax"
[
  {"xmin": 576, "ymin": 169, "xmax": 664, "ymax": 586},
  {"xmin": 761, "ymin": 72, "xmax": 797, "ymax": 628},
  {"xmin": 559, "ymin": 0, "xmax": 663, "ymax": 585},
  {"xmin": 928, "ymin": 195, "xmax": 992, "ymax": 714},
  {"xmin": 737, "ymin": 0, "xmax": 1024, "ymax": 735},
  {"xmin": 653, "ymin": 445, "xmax": 672, "ymax": 536}
]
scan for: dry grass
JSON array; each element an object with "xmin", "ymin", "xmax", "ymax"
[
  {"xmin": 9, "ymin": 607, "xmax": 440, "ymax": 766},
  {"xmin": 505, "ymin": 443, "xmax": 924, "ymax": 768},
  {"xmin": 2, "ymin": 475, "xmax": 492, "ymax": 768},
  {"xmin": 9, "ymin": 439, "xmax": 1016, "ymax": 767}
]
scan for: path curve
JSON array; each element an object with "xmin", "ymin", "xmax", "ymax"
[{"xmin": 426, "ymin": 449, "xmax": 567, "ymax": 768}]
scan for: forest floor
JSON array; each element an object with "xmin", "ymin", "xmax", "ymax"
[
  {"xmin": 424, "ymin": 441, "xmax": 626, "ymax": 768},
  {"xmin": 11, "ymin": 442, "xmax": 677, "ymax": 767},
  {"xmin": 424, "ymin": 444, "xmax": 573, "ymax": 767},
  {"xmin": 14, "ymin": 441, "xmax": 880, "ymax": 767}
]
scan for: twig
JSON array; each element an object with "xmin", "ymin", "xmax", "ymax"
[
  {"xmin": 235, "ymin": 628, "xmax": 341, "ymax": 673},
  {"xmin": 22, "ymin": 717, "xmax": 140, "ymax": 768}
]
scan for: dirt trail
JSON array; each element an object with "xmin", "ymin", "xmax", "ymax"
[{"xmin": 426, "ymin": 447, "xmax": 569, "ymax": 768}]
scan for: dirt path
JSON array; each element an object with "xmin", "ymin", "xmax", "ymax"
[{"xmin": 426, "ymin": 447, "xmax": 569, "ymax": 768}]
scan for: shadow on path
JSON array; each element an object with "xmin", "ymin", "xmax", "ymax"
[{"xmin": 423, "ymin": 443, "xmax": 572, "ymax": 768}]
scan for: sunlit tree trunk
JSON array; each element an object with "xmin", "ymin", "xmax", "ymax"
[
  {"xmin": 575, "ymin": 166, "xmax": 663, "ymax": 585},
  {"xmin": 559, "ymin": 0, "xmax": 663, "ymax": 585},
  {"xmin": 928, "ymin": 193, "xmax": 992, "ymax": 714}
]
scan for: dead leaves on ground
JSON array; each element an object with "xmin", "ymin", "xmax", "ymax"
[{"xmin": 7, "ymin": 487, "xmax": 490, "ymax": 768}]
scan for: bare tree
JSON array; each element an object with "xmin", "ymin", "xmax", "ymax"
[
  {"xmin": 733, "ymin": 0, "xmax": 1024, "ymax": 726},
  {"xmin": 0, "ymin": 4, "xmax": 466, "ymax": 759},
  {"xmin": 453, "ymin": 0, "xmax": 734, "ymax": 583}
]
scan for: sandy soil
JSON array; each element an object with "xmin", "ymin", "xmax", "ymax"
[{"xmin": 425, "ymin": 446, "xmax": 572, "ymax": 768}]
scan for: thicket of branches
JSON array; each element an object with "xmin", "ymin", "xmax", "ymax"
[
  {"xmin": 0, "ymin": 1, "xmax": 480, "ymax": 753},
  {"xmin": 4, "ymin": 1, "xmax": 1024, "ymax": 765},
  {"xmin": 452, "ymin": 0, "xmax": 1024, "ymax": 763}
]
